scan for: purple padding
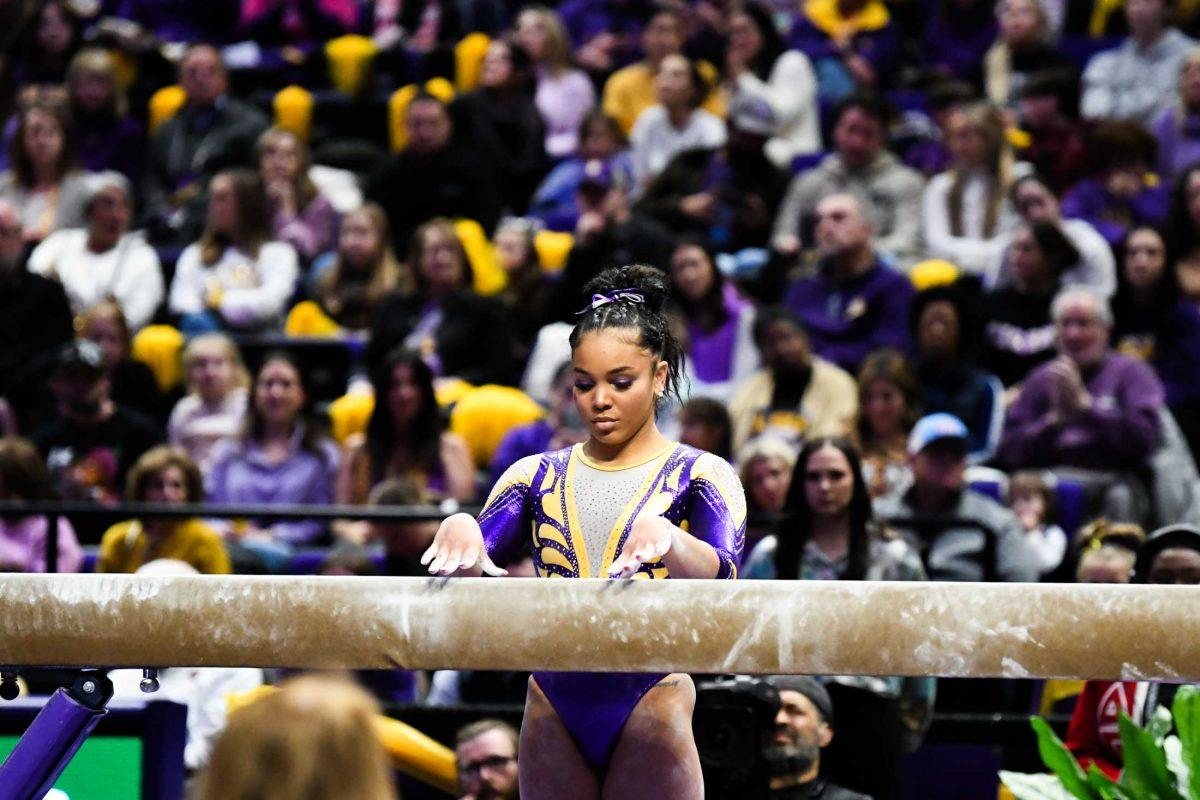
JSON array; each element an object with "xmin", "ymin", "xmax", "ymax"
[{"xmin": 0, "ymin": 689, "xmax": 106, "ymax": 799}]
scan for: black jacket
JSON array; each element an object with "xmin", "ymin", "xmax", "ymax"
[{"xmin": 0, "ymin": 269, "xmax": 74, "ymax": 430}]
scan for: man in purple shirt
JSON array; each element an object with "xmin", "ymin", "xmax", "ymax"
[
  {"xmin": 999, "ymin": 287, "xmax": 1164, "ymax": 521},
  {"xmin": 784, "ymin": 193, "xmax": 914, "ymax": 374}
]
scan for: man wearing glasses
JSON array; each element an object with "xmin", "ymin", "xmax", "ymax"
[{"xmin": 456, "ymin": 719, "xmax": 520, "ymax": 800}]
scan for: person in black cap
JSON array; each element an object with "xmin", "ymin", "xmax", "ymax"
[
  {"xmin": 762, "ymin": 676, "xmax": 871, "ymax": 799},
  {"xmin": 31, "ymin": 339, "xmax": 163, "ymax": 507}
]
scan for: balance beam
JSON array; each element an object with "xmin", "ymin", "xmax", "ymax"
[{"xmin": 0, "ymin": 574, "xmax": 1196, "ymax": 681}]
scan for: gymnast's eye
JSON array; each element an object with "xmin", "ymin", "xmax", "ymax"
[
  {"xmin": 612, "ymin": 379, "xmax": 634, "ymax": 391},
  {"xmin": 574, "ymin": 380, "xmax": 594, "ymax": 392}
]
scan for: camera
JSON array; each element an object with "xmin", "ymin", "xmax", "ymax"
[{"xmin": 693, "ymin": 676, "xmax": 782, "ymax": 800}]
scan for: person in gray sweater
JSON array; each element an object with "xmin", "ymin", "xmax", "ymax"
[
  {"xmin": 874, "ymin": 413, "xmax": 1040, "ymax": 582},
  {"xmin": 772, "ymin": 93, "xmax": 925, "ymax": 268}
]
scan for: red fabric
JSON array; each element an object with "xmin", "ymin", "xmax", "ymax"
[{"xmin": 1064, "ymin": 679, "xmax": 1141, "ymax": 780}]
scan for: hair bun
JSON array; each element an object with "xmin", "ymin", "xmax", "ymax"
[{"xmin": 582, "ymin": 264, "xmax": 670, "ymax": 315}]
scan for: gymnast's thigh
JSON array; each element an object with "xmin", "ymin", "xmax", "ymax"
[
  {"xmin": 519, "ymin": 676, "xmax": 600, "ymax": 800},
  {"xmin": 602, "ymin": 673, "xmax": 703, "ymax": 800}
]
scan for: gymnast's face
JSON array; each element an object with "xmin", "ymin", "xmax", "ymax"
[{"xmin": 572, "ymin": 328, "xmax": 667, "ymax": 447}]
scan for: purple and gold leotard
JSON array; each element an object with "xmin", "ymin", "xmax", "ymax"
[{"xmin": 478, "ymin": 442, "xmax": 746, "ymax": 770}]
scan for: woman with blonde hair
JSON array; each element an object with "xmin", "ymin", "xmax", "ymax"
[
  {"xmin": 515, "ymin": 6, "xmax": 597, "ymax": 158},
  {"xmin": 983, "ymin": 0, "xmax": 1069, "ymax": 110},
  {"xmin": 196, "ymin": 674, "xmax": 398, "ymax": 800},
  {"xmin": 0, "ymin": 99, "xmax": 90, "ymax": 243},
  {"xmin": 312, "ymin": 203, "xmax": 403, "ymax": 332},
  {"xmin": 168, "ymin": 333, "xmax": 250, "ymax": 475},
  {"xmin": 98, "ymin": 446, "xmax": 231, "ymax": 574},
  {"xmin": 1153, "ymin": 48, "xmax": 1200, "ymax": 183},
  {"xmin": 168, "ymin": 168, "xmax": 300, "ymax": 334},
  {"xmin": 922, "ymin": 101, "xmax": 1029, "ymax": 275},
  {"xmin": 66, "ymin": 48, "xmax": 145, "ymax": 182},
  {"xmin": 855, "ymin": 349, "xmax": 921, "ymax": 498},
  {"xmin": 256, "ymin": 126, "xmax": 339, "ymax": 263}
]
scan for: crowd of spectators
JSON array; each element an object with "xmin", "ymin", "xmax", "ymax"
[{"xmin": 3, "ymin": 0, "xmax": 1200, "ymax": 795}]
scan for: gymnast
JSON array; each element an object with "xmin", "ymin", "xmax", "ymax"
[{"xmin": 422, "ymin": 264, "xmax": 746, "ymax": 798}]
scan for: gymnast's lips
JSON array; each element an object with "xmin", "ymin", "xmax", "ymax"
[{"xmin": 592, "ymin": 417, "xmax": 617, "ymax": 431}]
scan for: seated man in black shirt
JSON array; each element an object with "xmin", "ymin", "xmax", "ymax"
[
  {"xmin": 764, "ymin": 676, "xmax": 871, "ymax": 800},
  {"xmin": 32, "ymin": 341, "xmax": 164, "ymax": 506}
]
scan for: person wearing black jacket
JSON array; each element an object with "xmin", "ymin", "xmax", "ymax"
[
  {"xmin": 365, "ymin": 93, "xmax": 502, "ymax": 254},
  {"xmin": 365, "ymin": 217, "xmax": 515, "ymax": 386}
]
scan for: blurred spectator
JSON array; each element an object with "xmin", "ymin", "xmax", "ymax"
[
  {"xmin": 514, "ymin": 6, "xmax": 597, "ymax": 159},
  {"xmin": 1112, "ymin": 225, "xmax": 1200, "ymax": 457},
  {"xmin": 548, "ymin": 159, "xmax": 673, "ymax": 323},
  {"xmin": 636, "ymin": 110, "xmax": 790, "ymax": 252},
  {"xmin": 196, "ymin": 674, "xmax": 399, "ymax": 800},
  {"xmin": 451, "ymin": 37, "xmax": 549, "ymax": 215},
  {"xmin": 0, "ymin": 198, "xmax": 73, "ymax": 431},
  {"xmin": 922, "ymin": 102, "xmax": 1028, "ymax": 276},
  {"xmin": 337, "ymin": 347, "xmax": 475, "ymax": 519},
  {"xmin": 729, "ymin": 307, "xmax": 858, "ymax": 452},
  {"xmin": 455, "ymin": 719, "xmax": 520, "ymax": 800},
  {"xmin": 723, "ymin": 3, "xmax": 820, "ymax": 170},
  {"xmin": 788, "ymin": 0, "xmax": 902, "ymax": 101},
  {"xmin": 1062, "ymin": 120, "xmax": 1170, "ymax": 248},
  {"xmin": 237, "ymin": 0, "xmax": 356, "ymax": 50},
  {"xmin": 899, "ymin": 79, "xmax": 976, "ymax": 178},
  {"xmin": 7, "ymin": 0, "xmax": 83, "ymax": 89},
  {"xmin": 310, "ymin": 204, "xmax": 403, "ymax": 334},
  {"xmin": 923, "ymin": 0, "xmax": 997, "ymax": 85},
  {"xmin": 28, "ymin": 170, "xmax": 164, "ymax": 331},
  {"xmin": 678, "ymin": 397, "xmax": 733, "ymax": 461},
  {"xmin": 629, "ymin": 54, "xmax": 726, "ymax": 187},
  {"xmin": 207, "ymin": 351, "xmax": 339, "ymax": 565},
  {"xmin": 489, "ymin": 361, "xmax": 586, "ymax": 483},
  {"xmin": 528, "ymin": 110, "xmax": 633, "ymax": 231},
  {"xmin": 1008, "ymin": 469, "xmax": 1067, "ymax": 576},
  {"xmin": 103, "ymin": 0, "xmax": 240, "ymax": 46},
  {"xmin": 168, "ymin": 333, "xmax": 250, "ymax": 476},
  {"xmin": 875, "ymin": 412, "xmax": 1039, "ymax": 581},
  {"xmin": 737, "ymin": 435, "xmax": 798, "ymax": 547},
  {"xmin": 983, "ymin": 0, "xmax": 1071, "ymax": 110},
  {"xmin": 365, "ymin": 92, "xmax": 501, "ymax": 254},
  {"xmin": 785, "ymin": 193, "xmax": 915, "ymax": 373},
  {"xmin": 365, "ymin": 218, "xmax": 516, "ymax": 385},
  {"xmin": 1080, "ymin": 0, "xmax": 1194, "ymax": 123},
  {"xmin": 761, "ymin": 676, "xmax": 872, "ymax": 800},
  {"xmin": 1014, "ymin": 71, "xmax": 1088, "ymax": 195},
  {"xmin": 1153, "ymin": 49, "xmax": 1200, "ymax": 184},
  {"xmin": 601, "ymin": 8, "xmax": 725, "ymax": 135},
  {"xmin": 168, "ymin": 168, "xmax": 300, "ymax": 334},
  {"xmin": 668, "ymin": 240, "xmax": 759, "ymax": 401},
  {"xmin": 910, "ymin": 283, "xmax": 1004, "ymax": 462},
  {"xmin": 773, "ymin": 92, "xmax": 925, "ymax": 266},
  {"xmin": 1065, "ymin": 524, "xmax": 1200, "ymax": 779},
  {"xmin": 143, "ymin": 45, "xmax": 269, "ymax": 243},
  {"xmin": 855, "ymin": 349, "xmax": 920, "ymax": 498},
  {"xmin": 982, "ymin": 221, "xmax": 1079, "ymax": 385},
  {"xmin": 493, "ymin": 217, "xmax": 553, "ymax": 358},
  {"xmin": 257, "ymin": 127, "xmax": 338, "ymax": 264},
  {"xmin": 373, "ymin": 0, "xmax": 508, "ymax": 68},
  {"xmin": 1171, "ymin": 162, "xmax": 1200, "ymax": 296},
  {"xmin": 747, "ymin": 438, "xmax": 928, "ymax": 798},
  {"xmin": 996, "ymin": 173, "xmax": 1115, "ymax": 296},
  {"xmin": 0, "ymin": 99, "xmax": 89, "ymax": 242},
  {"xmin": 999, "ymin": 287, "xmax": 1164, "ymax": 520},
  {"xmin": 66, "ymin": 48, "xmax": 145, "ymax": 183},
  {"xmin": 32, "ymin": 339, "xmax": 163, "ymax": 505},
  {"xmin": 1073, "ymin": 518, "xmax": 1144, "ymax": 583},
  {"xmin": 98, "ymin": 446, "xmax": 231, "ymax": 573},
  {"xmin": 0, "ymin": 436, "xmax": 82, "ymax": 572},
  {"xmin": 77, "ymin": 300, "xmax": 166, "ymax": 422},
  {"xmin": 366, "ymin": 479, "xmax": 439, "ymax": 576}
]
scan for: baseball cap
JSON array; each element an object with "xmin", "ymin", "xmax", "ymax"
[
  {"xmin": 54, "ymin": 340, "xmax": 106, "ymax": 379},
  {"xmin": 907, "ymin": 413, "xmax": 969, "ymax": 456},
  {"xmin": 764, "ymin": 676, "xmax": 834, "ymax": 724},
  {"xmin": 1134, "ymin": 524, "xmax": 1200, "ymax": 583}
]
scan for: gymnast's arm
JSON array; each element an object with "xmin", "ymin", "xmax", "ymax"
[
  {"xmin": 609, "ymin": 454, "xmax": 747, "ymax": 580},
  {"xmin": 422, "ymin": 456, "xmax": 537, "ymax": 576}
]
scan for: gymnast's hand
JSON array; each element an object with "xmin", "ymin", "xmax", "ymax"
[
  {"xmin": 421, "ymin": 513, "xmax": 508, "ymax": 577},
  {"xmin": 608, "ymin": 515, "xmax": 676, "ymax": 579}
]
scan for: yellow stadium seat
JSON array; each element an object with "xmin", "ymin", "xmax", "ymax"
[
  {"xmin": 327, "ymin": 391, "xmax": 376, "ymax": 445},
  {"xmin": 453, "ymin": 218, "xmax": 506, "ymax": 296},
  {"xmin": 909, "ymin": 259, "xmax": 961, "ymax": 292},
  {"xmin": 450, "ymin": 384, "xmax": 545, "ymax": 467},
  {"xmin": 455, "ymin": 32, "xmax": 491, "ymax": 92},
  {"xmin": 273, "ymin": 86, "xmax": 315, "ymax": 142},
  {"xmin": 534, "ymin": 230, "xmax": 574, "ymax": 274},
  {"xmin": 131, "ymin": 325, "xmax": 186, "ymax": 393},
  {"xmin": 325, "ymin": 34, "xmax": 378, "ymax": 97},
  {"xmin": 148, "ymin": 85, "xmax": 187, "ymax": 134},
  {"xmin": 284, "ymin": 300, "xmax": 341, "ymax": 338}
]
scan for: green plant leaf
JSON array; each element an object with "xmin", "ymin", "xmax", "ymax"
[
  {"xmin": 1118, "ymin": 712, "xmax": 1187, "ymax": 800},
  {"xmin": 1149, "ymin": 706, "xmax": 1176, "ymax": 746},
  {"xmin": 1000, "ymin": 770, "xmax": 1080, "ymax": 800},
  {"xmin": 1087, "ymin": 764, "xmax": 1136, "ymax": 800},
  {"xmin": 1173, "ymin": 686, "xmax": 1200, "ymax": 800},
  {"xmin": 1032, "ymin": 716, "xmax": 1100, "ymax": 800}
]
